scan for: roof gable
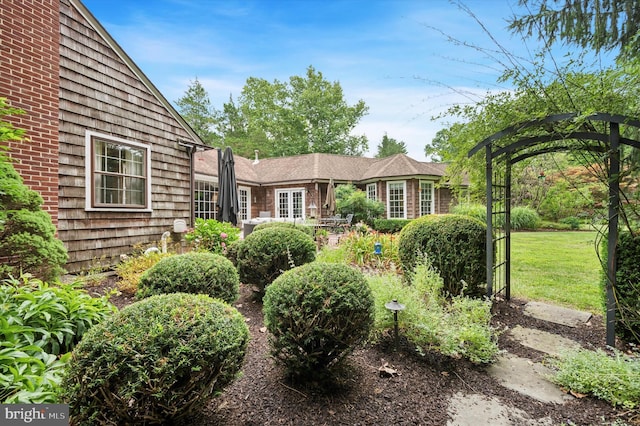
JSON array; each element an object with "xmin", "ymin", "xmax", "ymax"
[{"xmin": 70, "ymin": 0, "xmax": 205, "ymax": 148}]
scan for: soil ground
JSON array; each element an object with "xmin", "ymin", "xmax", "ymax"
[{"xmin": 87, "ymin": 276, "xmax": 639, "ymax": 426}]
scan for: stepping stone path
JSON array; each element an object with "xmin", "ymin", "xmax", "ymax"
[{"xmin": 446, "ymin": 302, "xmax": 593, "ymax": 425}]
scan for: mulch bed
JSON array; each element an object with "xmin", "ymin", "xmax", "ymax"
[{"xmin": 88, "ymin": 277, "xmax": 638, "ymax": 426}]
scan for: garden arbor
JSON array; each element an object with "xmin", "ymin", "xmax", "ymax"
[{"xmin": 468, "ymin": 113, "xmax": 640, "ymax": 346}]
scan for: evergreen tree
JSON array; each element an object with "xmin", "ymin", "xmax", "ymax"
[
  {"xmin": 509, "ymin": 0, "xmax": 640, "ymax": 60},
  {"xmin": 375, "ymin": 133, "xmax": 407, "ymax": 158},
  {"xmin": 175, "ymin": 78, "xmax": 218, "ymax": 146}
]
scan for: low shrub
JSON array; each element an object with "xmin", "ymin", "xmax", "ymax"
[
  {"xmin": 372, "ymin": 218, "xmax": 411, "ymax": 233},
  {"xmin": 60, "ymin": 293, "xmax": 249, "ymax": 425},
  {"xmin": 236, "ymin": 227, "xmax": 316, "ymax": 293},
  {"xmin": 115, "ymin": 251, "xmax": 170, "ymax": 295},
  {"xmin": 253, "ymin": 221, "xmax": 314, "ymax": 237},
  {"xmin": 510, "ymin": 206, "xmax": 540, "ymax": 230},
  {"xmin": 185, "ymin": 218, "xmax": 240, "ymax": 254},
  {"xmin": 263, "ymin": 262, "xmax": 374, "ymax": 379},
  {"xmin": 398, "ymin": 214, "xmax": 486, "ymax": 297},
  {"xmin": 551, "ymin": 348, "xmax": 640, "ymax": 408},
  {"xmin": 367, "ymin": 259, "xmax": 498, "ymax": 364},
  {"xmin": 137, "ymin": 252, "xmax": 239, "ymax": 304},
  {"xmin": 0, "ymin": 274, "xmax": 116, "ymax": 403},
  {"xmin": 560, "ymin": 216, "xmax": 581, "ymax": 230}
]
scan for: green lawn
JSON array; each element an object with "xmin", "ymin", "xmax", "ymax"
[{"xmin": 511, "ymin": 231, "xmax": 604, "ymax": 314}]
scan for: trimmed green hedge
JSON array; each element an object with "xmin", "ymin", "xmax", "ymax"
[
  {"xmin": 398, "ymin": 214, "xmax": 486, "ymax": 297},
  {"xmin": 253, "ymin": 221, "xmax": 314, "ymax": 237},
  {"xmin": 372, "ymin": 218, "xmax": 411, "ymax": 233},
  {"xmin": 236, "ymin": 227, "xmax": 316, "ymax": 294},
  {"xmin": 137, "ymin": 252, "xmax": 239, "ymax": 304}
]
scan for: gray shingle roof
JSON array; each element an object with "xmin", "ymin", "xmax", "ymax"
[{"xmin": 194, "ymin": 150, "xmax": 449, "ymax": 185}]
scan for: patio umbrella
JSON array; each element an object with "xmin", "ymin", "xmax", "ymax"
[
  {"xmin": 324, "ymin": 178, "xmax": 336, "ymax": 216},
  {"xmin": 217, "ymin": 146, "xmax": 239, "ymax": 225}
]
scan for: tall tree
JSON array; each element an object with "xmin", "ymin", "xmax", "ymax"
[
  {"xmin": 212, "ymin": 95, "xmax": 270, "ymax": 158},
  {"xmin": 509, "ymin": 0, "xmax": 640, "ymax": 60},
  {"xmin": 375, "ymin": 133, "xmax": 407, "ymax": 158},
  {"xmin": 175, "ymin": 78, "xmax": 218, "ymax": 146},
  {"xmin": 229, "ymin": 66, "xmax": 369, "ymax": 157}
]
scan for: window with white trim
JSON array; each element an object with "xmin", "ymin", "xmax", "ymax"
[
  {"xmin": 195, "ymin": 180, "xmax": 218, "ymax": 220},
  {"xmin": 85, "ymin": 131, "xmax": 151, "ymax": 211},
  {"xmin": 419, "ymin": 181, "xmax": 434, "ymax": 216},
  {"xmin": 386, "ymin": 181, "xmax": 406, "ymax": 219},
  {"xmin": 366, "ymin": 183, "xmax": 377, "ymax": 201},
  {"xmin": 275, "ymin": 188, "xmax": 305, "ymax": 220}
]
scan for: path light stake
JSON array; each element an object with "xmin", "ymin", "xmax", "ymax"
[{"xmin": 385, "ymin": 299, "xmax": 405, "ymax": 351}]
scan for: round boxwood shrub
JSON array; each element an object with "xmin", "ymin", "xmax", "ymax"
[
  {"xmin": 236, "ymin": 227, "xmax": 316, "ymax": 293},
  {"xmin": 398, "ymin": 214, "xmax": 486, "ymax": 297},
  {"xmin": 263, "ymin": 262, "xmax": 374, "ymax": 379},
  {"xmin": 253, "ymin": 221, "xmax": 314, "ymax": 237},
  {"xmin": 137, "ymin": 252, "xmax": 239, "ymax": 303},
  {"xmin": 60, "ymin": 293, "xmax": 249, "ymax": 425}
]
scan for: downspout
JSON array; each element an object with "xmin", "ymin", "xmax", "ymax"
[{"xmin": 187, "ymin": 144, "xmax": 196, "ymax": 227}]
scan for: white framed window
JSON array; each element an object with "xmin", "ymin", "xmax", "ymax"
[
  {"xmin": 85, "ymin": 131, "xmax": 151, "ymax": 211},
  {"xmin": 366, "ymin": 183, "xmax": 377, "ymax": 201},
  {"xmin": 275, "ymin": 188, "xmax": 305, "ymax": 220},
  {"xmin": 419, "ymin": 180, "xmax": 435, "ymax": 216},
  {"xmin": 194, "ymin": 178, "xmax": 218, "ymax": 220},
  {"xmin": 386, "ymin": 181, "xmax": 406, "ymax": 219},
  {"xmin": 238, "ymin": 186, "xmax": 251, "ymax": 222}
]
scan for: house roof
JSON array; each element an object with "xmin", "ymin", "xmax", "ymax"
[{"xmin": 194, "ymin": 151, "xmax": 452, "ymax": 186}]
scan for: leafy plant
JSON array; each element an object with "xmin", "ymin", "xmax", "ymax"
[
  {"xmin": 551, "ymin": 348, "xmax": 640, "ymax": 409},
  {"xmin": 0, "ymin": 274, "xmax": 116, "ymax": 403},
  {"xmin": 185, "ymin": 218, "xmax": 240, "ymax": 254},
  {"xmin": 450, "ymin": 203, "xmax": 487, "ymax": 223},
  {"xmin": 137, "ymin": 252, "xmax": 239, "ymax": 304},
  {"xmin": 367, "ymin": 259, "xmax": 498, "ymax": 364},
  {"xmin": 60, "ymin": 293, "xmax": 249, "ymax": 425},
  {"xmin": 235, "ymin": 227, "xmax": 316, "ymax": 294},
  {"xmin": 335, "ymin": 184, "xmax": 385, "ymax": 225},
  {"xmin": 263, "ymin": 262, "xmax": 374, "ymax": 379},
  {"xmin": 340, "ymin": 230, "xmax": 400, "ymax": 271}
]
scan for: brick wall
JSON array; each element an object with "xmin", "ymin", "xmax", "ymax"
[{"xmin": 0, "ymin": 0, "xmax": 61, "ymax": 224}]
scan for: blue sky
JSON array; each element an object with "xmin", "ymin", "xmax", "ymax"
[{"xmin": 82, "ymin": 0, "xmax": 570, "ymax": 160}]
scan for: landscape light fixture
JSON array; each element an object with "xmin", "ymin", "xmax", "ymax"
[{"xmin": 385, "ymin": 299, "xmax": 405, "ymax": 351}]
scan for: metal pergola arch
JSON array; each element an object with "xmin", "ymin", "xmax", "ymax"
[{"xmin": 467, "ymin": 112, "xmax": 640, "ymax": 346}]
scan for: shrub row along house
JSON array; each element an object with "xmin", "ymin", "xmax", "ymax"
[{"xmin": 2, "ymin": 0, "xmax": 464, "ymax": 273}]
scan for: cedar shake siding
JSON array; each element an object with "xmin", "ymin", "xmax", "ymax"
[
  {"xmin": 58, "ymin": 0, "xmax": 198, "ymax": 271},
  {"xmin": 1, "ymin": 0, "xmax": 61, "ymax": 224}
]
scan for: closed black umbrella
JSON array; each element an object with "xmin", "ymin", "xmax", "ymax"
[{"xmin": 217, "ymin": 147, "xmax": 239, "ymax": 225}]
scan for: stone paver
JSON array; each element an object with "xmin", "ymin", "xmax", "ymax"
[
  {"xmin": 509, "ymin": 325, "xmax": 582, "ymax": 357},
  {"xmin": 446, "ymin": 392, "xmax": 553, "ymax": 426},
  {"xmin": 488, "ymin": 354, "xmax": 573, "ymax": 404},
  {"xmin": 523, "ymin": 302, "xmax": 592, "ymax": 328}
]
